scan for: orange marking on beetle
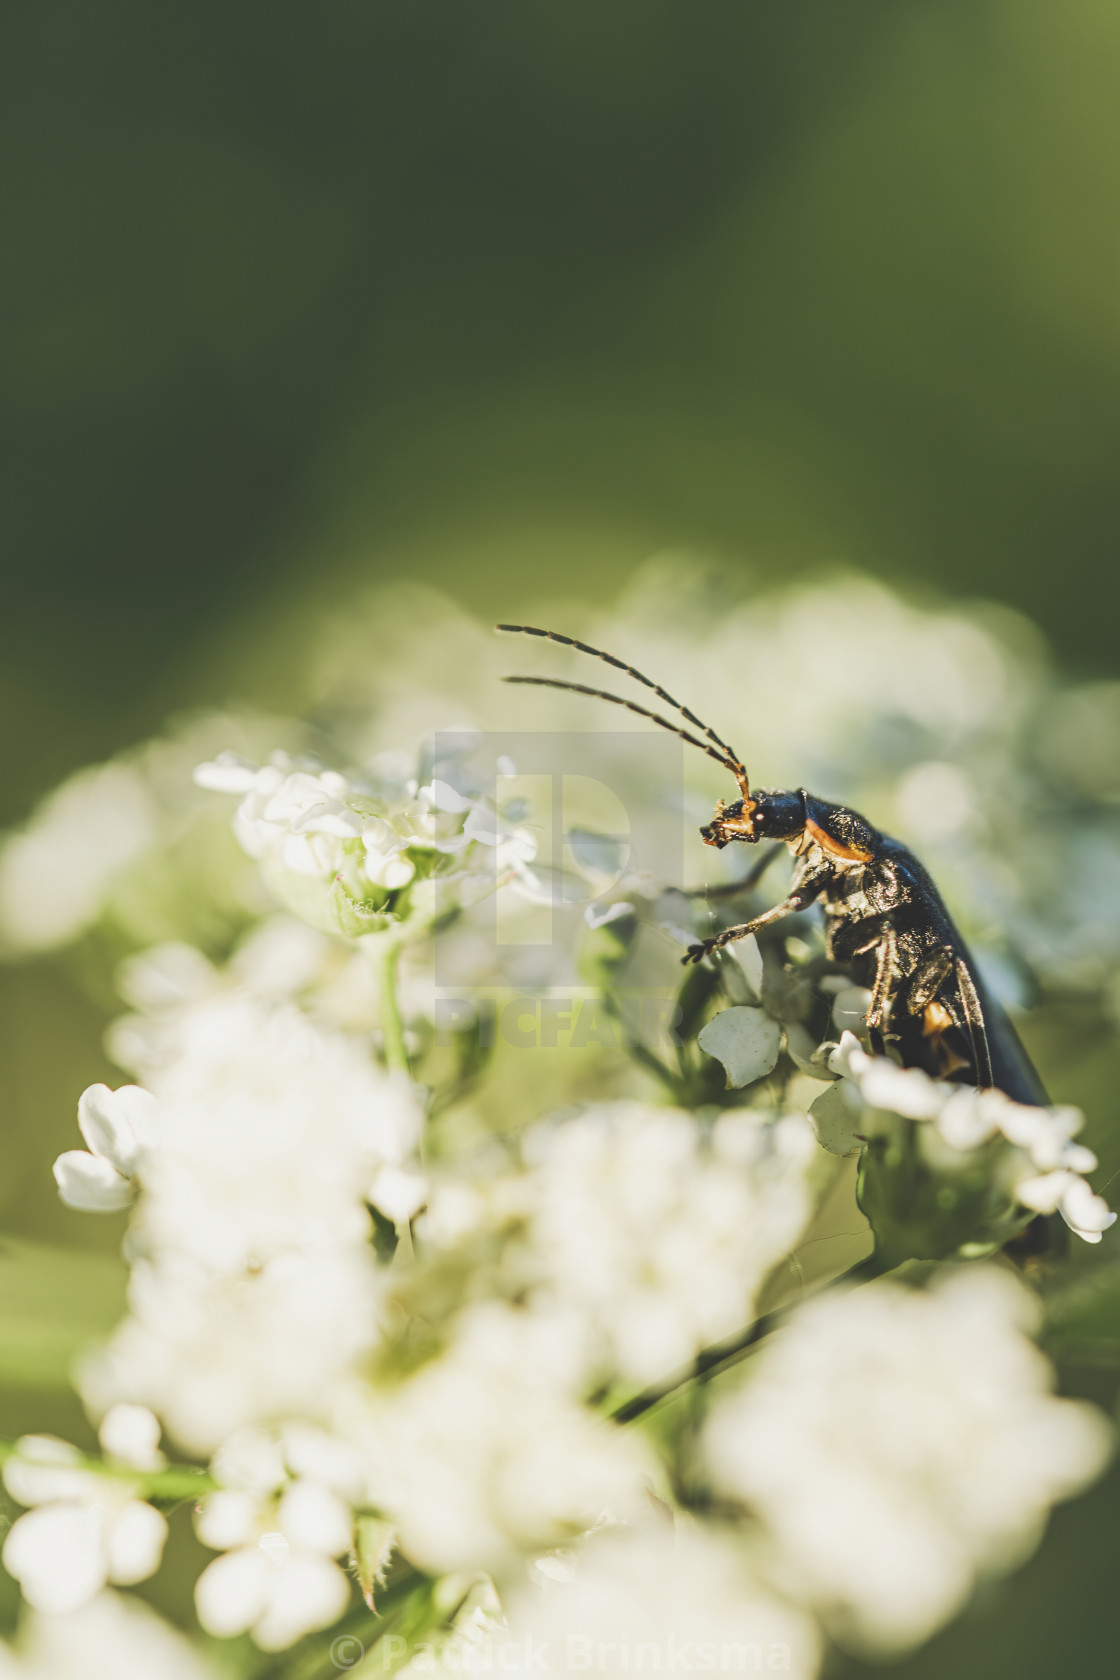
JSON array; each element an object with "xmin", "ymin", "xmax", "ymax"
[
  {"xmin": 922, "ymin": 1000, "xmax": 954, "ymax": 1037},
  {"xmin": 804, "ymin": 818, "xmax": 873, "ymax": 863}
]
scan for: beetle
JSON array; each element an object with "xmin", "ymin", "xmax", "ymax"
[{"xmin": 497, "ymin": 622, "xmax": 1047, "ymax": 1109}]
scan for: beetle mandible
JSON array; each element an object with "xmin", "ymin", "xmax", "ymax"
[{"xmin": 497, "ymin": 622, "xmax": 1046, "ymax": 1109}]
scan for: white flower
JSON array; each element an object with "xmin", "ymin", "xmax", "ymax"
[
  {"xmin": 192, "ymin": 751, "xmax": 260, "ymax": 794},
  {"xmin": 117, "ymin": 995, "xmax": 420, "ymax": 1271},
  {"xmin": 827, "ymin": 1033, "xmax": 1116, "ymax": 1242},
  {"xmin": 3, "ymin": 1589, "xmax": 221, "ymax": 1679},
  {"xmin": 502, "ymin": 1524, "xmax": 821, "ymax": 1680},
  {"xmin": 362, "ymin": 817, "xmax": 416, "ymax": 889},
  {"xmin": 81, "ymin": 1248, "xmax": 383, "ymax": 1457},
  {"xmin": 194, "ymin": 1461, "xmax": 353, "ymax": 1651},
  {"xmin": 343, "ymin": 1303, "xmax": 655, "ymax": 1577},
  {"xmin": 98, "ymin": 1404, "xmax": 165, "ymax": 1471},
  {"xmin": 1015, "ymin": 1170, "xmax": 1118, "ymax": 1243},
  {"xmin": 522, "ymin": 1104, "xmax": 815, "ymax": 1383},
  {"xmin": 369, "ymin": 1163, "xmax": 429, "ymax": 1223},
  {"xmin": 194, "ymin": 754, "xmax": 363, "ymax": 879},
  {"xmin": 53, "ymin": 1084, "xmax": 158, "ymax": 1213},
  {"xmin": 75, "ymin": 995, "xmax": 413, "ymax": 1452},
  {"xmin": 706, "ymin": 1268, "xmax": 1112, "ymax": 1654},
  {"xmin": 1, "ymin": 1437, "xmax": 167, "ymax": 1615}
]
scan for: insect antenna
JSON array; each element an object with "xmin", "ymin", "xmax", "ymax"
[
  {"xmin": 501, "ymin": 675, "xmax": 744, "ymax": 779},
  {"xmin": 497, "ymin": 624, "xmax": 750, "ymax": 795}
]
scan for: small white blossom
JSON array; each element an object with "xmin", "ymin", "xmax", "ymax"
[
  {"xmin": 53, "ymin": 1084, "xmax": 158, "ymax": 1213},
  {"xmin": 522, "ymin": 1104, "xmax": 815, "ymax": 1383},
  {"xmin": 706, "ymin": 1268, "xmax": 1112, "ymax": 1654},
  {"xmin": 0, "ymin": 1589, "xmax": 221, "ymax": 1679},
  {"xmin": 194, "ymin": 1450, "xmax": 353, "ymax": 1651},
  {"xmin": 828, "ymin": 1033, "xmax": 1116, "ymax": 1242},
  {"xmin": 112, "ymin": 995, "xmax": 421, "ymax": 1271},
  {"xmin": 1, "ymin": 1437, "xmax": 167, "ymax": 1615},
  {"xmin": 341, "ymin": 1303, "xmax": 655, "ymax": 1578},
  {"xmin": 503, "ymin": 1524, "xmax": 821, "ymax": 1680},
  {"xmin": 81, "ymin": 1248, "xmax": 383, "ymax": 1457},
  {"xmin": 1015, "ymin": 1170, "xmax": 1118, "ymax": 1242},
  {"xmin": 98, "ymin": 1404, "xmax": 165, "ymax": 1471}
]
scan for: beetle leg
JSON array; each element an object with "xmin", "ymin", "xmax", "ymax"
[
  {"xmin": 677, "ymin": 843, "xmax": 783, "ymax": 900},
  {"xmin": 906, "ymin": 950, "xmax": 954, "ymax": 1015},
  {"xmin": 954, "ymin": 957, "xmax": 994, "ymax": 1089},
  {"xmin": 865, "ymin": 921, "xmax": 899, "ymax": 1048},
  {"xmin": 682, "ymin": 875, "xmax": 825, "ymax": 965}
]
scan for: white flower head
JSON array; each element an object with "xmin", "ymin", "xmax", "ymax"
[
  {"xmin": 347, "ymin": 1302, "xmax": 655, "ymax": 1578},
  {"xmin": 53, "ymin": 1084, "xmax": 159, "ymax": 1213},
  {"xmin": 706, "ymin": 1268, "xmax": 1112, "ymax": 1654},
  {"xmin": 194, "ymin": 1433, "xmax": 354, "ymax": 1651},
  {"xmin": 503, "ymin": 1523, "xmax": 821, "ymax": 1680},
  {"xmin": 521, "ymin": 1103, "xmax": 814, "ymax": 1383},
  {"xmin": 827, "ymin": 1033, "xmax": 1116, "ymax": 1243},
  {"xmin": 1, "ymin": 1436, "xmax": 167, "ymax": 1615},
  {"xmin": 6, "ymin": 1588, "xmax": 219, "ymax": 1679}
]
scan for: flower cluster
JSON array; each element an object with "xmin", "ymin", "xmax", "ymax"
[
  {"xmin": 518, "ymin": 1103, "xmax": 815, "ymax": 1383},
  {"xmin": 705, "ymin": 1268, "xmax": 1112, "ymax": 1654},
  {"xmin": 193, "ymin": 748, "xmax": 538, "ymax": 939},
  {"xmin": 826, "ymin": 1032, "xmax": 1117, "ymax": 1245},
  {"xmin": 2, "ymin": 1413, "xmax": 168, "ymax": 1615},
  {"xmin": 0, "ymin": 568, "xmax": 1116, "ymax": 1680}
]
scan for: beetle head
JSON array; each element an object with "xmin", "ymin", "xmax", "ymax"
[
  {"xmin": 700, "ymin": 798, "xmax": 757, "ymax": 849},
  {"xmin": 700, "ymin": 789, "xmax": 804, "ymax": 849}
]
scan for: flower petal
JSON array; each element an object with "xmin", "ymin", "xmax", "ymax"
[
  {"xmin": 195, "ymin": 1490, "xmax": 260, "ymax": 1552},
  {"xmin": 1015, "ymin": 1170, "xmax": 1071, "ymax": 1215},
  {"xmin": 277, "ymin": 1478, "xmax": 353, "ymax": 1556},
  {"xmin": 858, "ymin": 1060, "xmax": 945, "ymax": 1122},
  {"xmin": 369, "ymin": 1165, "xmax": 428, "ymax": 1224},
  {"xmin": 253, "ymin": 1554, "xmax": 351, "ymax": 1651},
  {"xmin": 53, "ymin": 1150, "xmax": 133, "ymax": 1213},
  {"xmin": 99, "ymin": 1403, "xmax": 164, "ymax": 1471},
  {"xmin": 106, "ymin": 1500, "xmax": 168, "ymax": 1585},
  {"xmin": 193, "ymin": 754, "xmax": 261, "ymax": 794},
  {"xmin": 195, "ymin": 1547, "xmax": 271, "ymax": 1638},
  {"xmin": 423, "ymin": 780, "xmax": 472, "ymax": 815},
  {"xmin": 2, "ymin": 1436, "xmax": 90, "ymax": 1507},
  {"xmin": 77, "ymin": 1082, "xmax": 157, "ymax": 1174},
  {"xmin": 2, "ymin": 1504, "xmax": 107, "ymax": 1613},
  {"xmin": 1061, "ymin": 1177, "xmax": 1118, "ymax": 1242}
]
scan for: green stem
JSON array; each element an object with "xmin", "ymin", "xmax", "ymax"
[
  {"xmin": 611, "ymin": 1248, "xmax": 889, "ymax": 1424},
  {"xmin": 378, "ymin": 939, "xmax": 409, "ymax": 1076},
  {"xmin": 0, "ymin": 1437, "xmax": 216, "ymax": 1505}
]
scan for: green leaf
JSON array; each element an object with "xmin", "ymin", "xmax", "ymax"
[
  {"xmin": 329, "ymin": 876, "xmax": 397, "ymax": 938},
  {"xmin": 352, "ymin": 1514, "xmax": 397, "ymax": 1611},
  {"xmin": 697, "ymin": 1005, "xmax": 781, "ymax": 1089}
]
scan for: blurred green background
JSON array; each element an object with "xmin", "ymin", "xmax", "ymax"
[
  {"xmin": 5, "ymin": 0, "xmax": 1120, "ymax": 825},
  {"xmin": 1, "ymin": 1, "xmax": 1119, "ymax": 1671}
]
